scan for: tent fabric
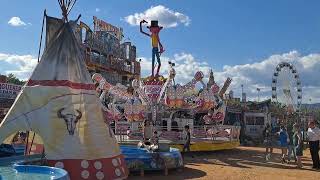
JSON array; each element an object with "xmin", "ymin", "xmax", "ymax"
[
  {"xmin": 0, "ymin": 18, "xmax": 127, "ymax": 179},
  {"xmin": 45, "ymin": 16, "xmax": 81, "ymax": 48},
  {"xmin": 45, "ymin": 16, "xmax": 64, "ymax": 48}
]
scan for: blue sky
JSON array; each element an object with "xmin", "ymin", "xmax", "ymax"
[{"xmin": 1, "ymin": 0, "xmax": 320, "ymax": 102}]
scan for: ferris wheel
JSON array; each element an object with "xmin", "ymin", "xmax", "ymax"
[{"xmin": 271, "ymin": 62, "xmax": 302, "ymax": 113}]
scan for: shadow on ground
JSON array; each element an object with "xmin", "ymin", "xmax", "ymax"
[
  {"xmin": 128, "ymin": 146, "xmax": 319, "ymax": 179},
  {"xmin": 183, "ymin": 147, "xmax": 317, "ymax": 172},
  {"xmin": 128, "ymin": 167, "xmax": 207, "ymax": 180}
]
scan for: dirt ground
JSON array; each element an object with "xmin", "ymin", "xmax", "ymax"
[{"xmin": 128, "ymin": 146, "xmax": 320, "ymax": 180}]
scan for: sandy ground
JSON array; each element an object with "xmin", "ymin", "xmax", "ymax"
[{"xmin": 128, "ymin": 146, "xmax": 320, "ymax": 180}]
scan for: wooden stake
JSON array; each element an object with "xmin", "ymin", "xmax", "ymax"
[
  {"xmin": 140, "ymin": 169, "xmax": 144, "ymax": 177},
  {"xmin": 164, "ymin": 166, "xmax": 168, "ymax": 176}
]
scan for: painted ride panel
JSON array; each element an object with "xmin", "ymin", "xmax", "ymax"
[
  {"xmin": 0, "ymin": 144, "xmax": 16, "ymax": 157},
  {"xmin": 121, "ymin": 145, "xmax": 183, "ymax": 171},
  {"xmin": 170, "ymin": 140, "xmax": 240, "ymax": 152}
]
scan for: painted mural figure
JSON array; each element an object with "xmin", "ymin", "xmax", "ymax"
[{"xmin": 140, "ymin": 20, "xmax": 164, "ymax": 77}]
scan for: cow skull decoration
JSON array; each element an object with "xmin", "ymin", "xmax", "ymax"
[{"xmin": 57, "ymin": 108, "xmax": 82, "ymax": 135}]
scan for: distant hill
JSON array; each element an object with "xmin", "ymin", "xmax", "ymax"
[{"xmin": 301, "ymin": 103, "xmax": 320, "ymax": 109}]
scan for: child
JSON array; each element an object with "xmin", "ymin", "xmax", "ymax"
[
  {"xmin": 293, "ymin": 123, "xmax": 303, "ymax": 168},
  {"xmin": 150, "ymin": 131, "xmax": 159, "ymax": 152},
  {"xmin": 279, "ymin": 126, "xmax": 288, "ymax": 163},
  {"xmin": 151, "ymin": 131, "xmax": 159, "ymax": 146},
  {"xmin": 183, "ymin": 125, "xmax": 191, "ymax": 153}
]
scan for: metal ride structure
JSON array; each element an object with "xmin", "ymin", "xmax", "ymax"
[
  {"xmin": 93, "ymin": 61, "xmax": 240, "ymax": 151},
  {"xmin": 91, "ymin": 17, "xmax": 240, "ymax": 152},
  {"xmin": 271, "ymin": 62, "xmax": 302, "ymax": 122}
]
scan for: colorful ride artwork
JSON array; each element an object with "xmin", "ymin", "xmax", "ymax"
[{"xmin": 93, "ymin": 62, "xmax": 240, "ymax": 151}]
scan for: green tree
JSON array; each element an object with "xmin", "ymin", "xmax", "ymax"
[
  {"xmin": 313, "ymin": 109, "xmax": 320, "ymax": 125},
  {"xmin": 6, "ymin": 73, "xmax": 25, "ymax": 85}
]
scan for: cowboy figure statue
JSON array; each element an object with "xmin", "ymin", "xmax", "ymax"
[{"xmin": 140, "ymin": 20, "xmax": 164, "ymax": 77}]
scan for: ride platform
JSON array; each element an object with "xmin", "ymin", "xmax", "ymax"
[
  {"xmin": 117, "ymin": 138, "xmax": 240, "ymax": 152},
  {"xmin": 170, "ymin": 140, "xmax": 240, "ymax": 152}
]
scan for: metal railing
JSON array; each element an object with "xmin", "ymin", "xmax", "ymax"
[{"xmin": 117, "ymin": 124, "xmax": 240, "ymax": 143}]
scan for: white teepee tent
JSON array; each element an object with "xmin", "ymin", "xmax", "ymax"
[{"xmin": 0, "ymin": 6, "xmax": 128, "ymax": 179}]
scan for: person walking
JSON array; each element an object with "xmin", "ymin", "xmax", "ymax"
[
  {"xmin": 263, "ymin": 124, "xmax": 273, "ymax": 161},
  {"xmin": 293, "ymin": 123, "xmax": 303, "ymax": 168},
  {"xmin": 182, "ymin": 125, "xmax": 191, "ymax": 153},
  {"xmin": 307, "ymin": 121, "xmax": 320, "ymax": 169},
  {"xmin": 287, "ymin": 126, "xmax": 297, "ymax": 162},
  {"xmin": 279, "ymin": 126, "xmax": 289, "ymax": 163}
]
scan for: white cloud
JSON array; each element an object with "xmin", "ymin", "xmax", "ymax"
[
  {"xmin": 140, "ymin": 53, "xmax": 210, "ymax": 84},
  {"xmin": 0, "ymin": 53, "xmax": 37, "ymax": 80},
  {"xmin": 124, "ymin": 5, "xmax": 190, "ymax": 28},
  {"xmin": 140, "ymin": 51, "xmax": 320, "ymax": 103},
  {"xmin": 8, "ymin": 17, "xmax": 28, "ymax": 27},
  {"xmin": 1, "ymin": 50, "xmax": 319, "ymax": 103},
  {"xmin": 95, "ymin": 8, "xmax": 100, "ymax": 12}
]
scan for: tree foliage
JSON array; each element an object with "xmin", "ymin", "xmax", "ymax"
[{"xmin": 6, "ymin": 73, "xmax": 25, "ymax": 85}]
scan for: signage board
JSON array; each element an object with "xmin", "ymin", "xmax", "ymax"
[
  {"xmin": 0, "ymin": 83, "xmax": 22, "ymax": 99},
  {"xmin": 93, "ymin": 16, "xmax": 123, "ymax": 41}
]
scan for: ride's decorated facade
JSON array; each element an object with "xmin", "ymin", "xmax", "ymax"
[{"xmin": 94, "ymin": 42, "xmax": 240, "ymax": 151}]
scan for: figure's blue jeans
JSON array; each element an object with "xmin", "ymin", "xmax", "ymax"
[
  {"xmin": 152, "ymin": 47, "xmax": 161, "ymax": 74},
  {"xmin": 288, "ymin": 145, "xmax": 296, "ymax": 161}
]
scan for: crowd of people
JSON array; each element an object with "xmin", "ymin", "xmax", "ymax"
[
  {"xmin": 263, "ymin": 120, "xmax": 320, "ymax": 169},
  {"xmin": 139, "ymin": 118, "xmax": 320, "ymax": 170}
]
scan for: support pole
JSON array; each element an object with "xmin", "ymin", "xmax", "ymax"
[
  {"xmin": 24, "ymin": 131, "xmax": 29, "ymax": 156},
  {"xmin": 28, "ymin": 132, "xmax": 36, "ymax": 155},
  {"xmin": 37, "ymin": 10, "xmax": 46, "ymax": 63}
]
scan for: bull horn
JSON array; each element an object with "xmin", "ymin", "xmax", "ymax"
[
  {"xmin": 57, "ymin": 108, "xmax": 66, "ymax": 118},
  {"xmin": 75, "ymin": 109, "xmax": 82, "ymax": 120}
]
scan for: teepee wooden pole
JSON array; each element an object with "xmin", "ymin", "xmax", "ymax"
[
  {"xmin": 24, "ymin": 131, "xmax": 29, "ymax": 156},
  {"xmin": 67, "ymin": 0, "xmax": 77, "ymax": 16},
  {"xmin": 28, "ymin": 132, "xmax": 36, "ymax": 155},
  {"xmin": 37, "ymin": 10, "xmax": 46, "ymax": 63}
]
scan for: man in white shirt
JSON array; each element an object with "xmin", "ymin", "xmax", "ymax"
[{"xmin": 307, "ymin": 121, "xmax": 320, "ymax": 169}]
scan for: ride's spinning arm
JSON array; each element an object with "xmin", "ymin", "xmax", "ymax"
[
  {"xmin": 92, "ymin": 73, "xmax": 146, "ymax": 122},
  {"xmin": 202, "ymin": 80, "xmax": 230, "ymax": 125},
  {"xmin": 164, "ymin": 71, "xmax": 206, "ymax": 109}
]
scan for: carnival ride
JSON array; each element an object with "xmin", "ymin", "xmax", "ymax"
[
  {"xmin": 272, "ymin": 62, "xmax": 302, "ymax": 115},
  {"xmin": 93, "ymin": 61, "xmax": 240, "ymax": 152}
]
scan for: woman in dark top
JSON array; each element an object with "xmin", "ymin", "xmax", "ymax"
[
  {"xmin": 183, "ymin": 125, "xmax": 191, "ymax": 152},
  {"xmin": 293, "ymin": 123, "xmax": 303, "ymax": 168}
]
